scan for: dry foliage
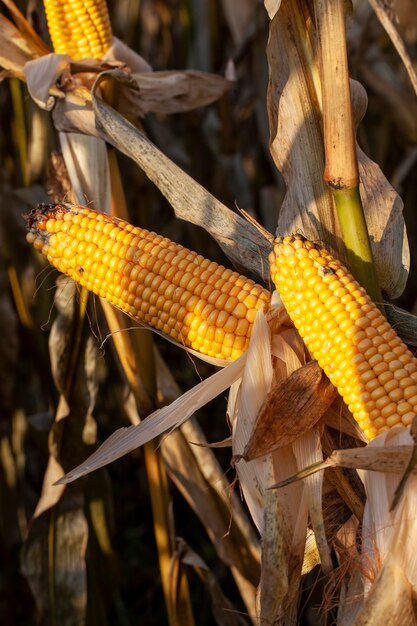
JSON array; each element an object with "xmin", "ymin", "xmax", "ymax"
[{"xmin": 1, "ymin": 0, "xmax": 417, "ymax": 625}]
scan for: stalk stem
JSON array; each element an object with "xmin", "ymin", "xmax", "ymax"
[{"xmin": 314, "ymin": 0, "xmax": 384, "ymax": 311}]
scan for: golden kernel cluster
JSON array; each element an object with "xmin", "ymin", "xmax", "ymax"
[
  {"xmin": 30, "ymin": 206, "xmax": 270, "ymax": 361},
  {"xmin": 270, "ymin": 234, "xmax": 417, "ymax": 440},
  {"xmin": 44, "ymin": 0, "xmax": 112, "ymax": 59}
]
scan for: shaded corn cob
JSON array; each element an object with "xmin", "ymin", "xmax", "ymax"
[
  {"xmin": 44, "ymin": 0, "xmax": 112, "ymax": 59},
  {"xmin": 270, "ymin": 234, "xmax": 417, "ymax": 440},
  {"xmin": 27, "ymin": 204, "xmax": 270, "ymax": 361}
]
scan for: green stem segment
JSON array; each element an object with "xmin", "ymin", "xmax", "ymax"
[{"xmin": 333, "ymin": 187, "xmax": 384, "ymax": 311}]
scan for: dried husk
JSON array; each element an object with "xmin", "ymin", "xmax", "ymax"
[
  {"xmin": 351, "ymin": 557, "xmax": 417, "ymax": 626},
  {"xmin": 244, "ymin": 360, "xmax": 337, "ymax": 458}
]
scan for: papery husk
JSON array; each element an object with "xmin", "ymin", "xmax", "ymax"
[
  {"xmin": 244, "ymin": 360, "xmax": 337, "ymax": 458},
  {"xmin": 271, "ymin": 442, "xmax": 417, "ymax": 488},
  {"xmin": 228, "ymin": 301, "xmax": 331, "ymax": 623},
  {"xmin": 24, "ymin": 52, "xmax": 234, "ymax": 131},
  {"xmin": 230, "ymin": 308, "xmax": 274, "ymax": 532},
  {"xmin": 59, "ymin": 132, "xmax": 110, "ymax": 212},
  {"xmin": 336, "ymin": 428, "xmax": 417, "ymax": 625},
  {"xmin": 353, "ymin": 556, "xmax": 417, "ymax": 626}
]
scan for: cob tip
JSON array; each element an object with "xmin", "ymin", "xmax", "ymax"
[{"xmin": 25, "ymin": 203, "xmax": 69, "ymax": 250}]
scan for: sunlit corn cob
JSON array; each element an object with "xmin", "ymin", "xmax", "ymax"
[
  {"xmin": 27, "ymin": 204, "xmax": 270, "ymax": 361},
  {"xmin": 44, "ymin": 0, "xmax": 112, "ymax": 59},
  {"xmin": 270, "ymin": 234, "xmax": 417, "ymax": 441}
]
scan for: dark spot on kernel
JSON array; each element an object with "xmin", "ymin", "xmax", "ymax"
[{"xmin": 319, "ymin": 265, "xmax": 337, "ymax": 276}]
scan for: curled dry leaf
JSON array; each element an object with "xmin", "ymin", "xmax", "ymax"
[
  {"xmin": 266, "ymin": 1, "xmax": 409, "ymax": 298},
  {"xmin": 94, "ymin": 68, "xmax": 235, "ymax": 117},
  {"xmin": 243, "ymin": 360, "xmax": 337, "ymax": 460}
]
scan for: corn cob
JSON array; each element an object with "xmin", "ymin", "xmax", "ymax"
[
  {"xmin": 27, "ymin": 204, "xmax": 270, "ymax": 361},
  {"xmin": 270, "ymin": 234, "xmax": 417, "ymax": 440},
  {"xmin": 43, "ymin": 0, "xmax": 112, "ymax": 59}
]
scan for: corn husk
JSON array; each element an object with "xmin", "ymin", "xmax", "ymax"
[{"xmin": 338, "ymin": 428, "xmax": 417, "ymax": 624}]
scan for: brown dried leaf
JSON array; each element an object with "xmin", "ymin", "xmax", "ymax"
[
  {"xmin": 244, "ymin": 361, "xmax": 337, "ymax": 460},
  {"xmin": 96, "ymin": 68, "xmax": 234, "ymax": 116}
]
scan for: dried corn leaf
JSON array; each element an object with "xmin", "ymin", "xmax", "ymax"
[
  {"xmin": 22, "ymin": 506, "xmax": 89, "ymax": 626},
  {"xmin": 367, "ymin": 0, "xmax": 417, "ymax": 96},
  {"xmin": 24, "ymin": 54, "xmax": 70, "ymax": 109},
  {"xmin": 96, "ymin": 68, "xmax": 234, "ymax": 116},
  {"xmin": 103, "ymin": 36, "xmax": 152, "ymax": 72},
  {"xmin": 0, "ymin": 14, "xmax": 44, "ymax": 79},
  {"xmin": 244, "ymin": 360, "xmax": 337, "ymax": 459},
  {"xmin": 267, "ymin": 0, "xmax": 409, "ymax": 298},
  {"xmin": 22, "ymin": 276, "xmax": 99, "ymax": 624},
  {"xmin": 56, "ymin": 352, "xmax": 246, "ymax": 484},
  {"xmin": 122, "ymin": 351, "xmax": 260, "ymax": 620},
  {"xmin": 0, "ymin": 0, "xmax": 50, "ymax": 56}
]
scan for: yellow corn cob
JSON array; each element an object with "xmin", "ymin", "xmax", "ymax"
[
  {"xmin": 27, "ymin": 204, "xmax": 270, "ymax": 361},
  {"xmin": 44, "ymin": 0, "xmax": 112, "ymax": 59},
  {"xmin": 270, "ymin": 234, "xmax": 417, "ymax": 441}
]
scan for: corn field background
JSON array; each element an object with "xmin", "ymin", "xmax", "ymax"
[{"xmin": 1, "ymin": 0, "xmax": 417, "ymax": 625}]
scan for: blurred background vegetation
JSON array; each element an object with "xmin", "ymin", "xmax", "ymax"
[{"xmin": 0, "ymin": 0, "xmax": 416, "ymax": 624}]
